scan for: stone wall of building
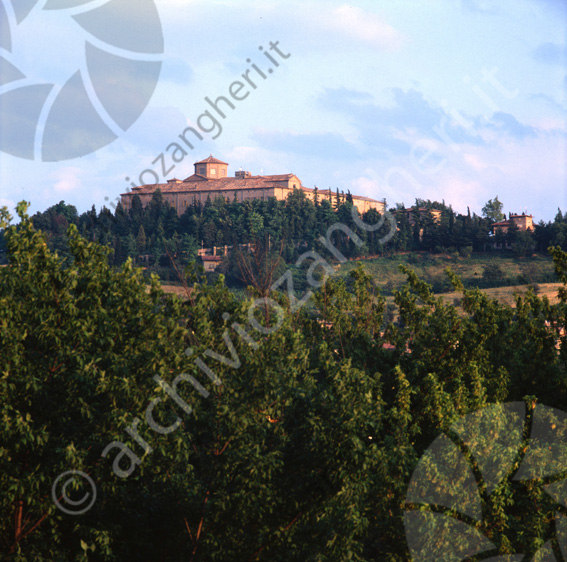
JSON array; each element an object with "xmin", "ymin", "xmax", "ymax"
[{"xmin": 120, "ymin": 156, "xmax": 385, "ymax": 216}]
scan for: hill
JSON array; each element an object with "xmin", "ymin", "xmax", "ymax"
[{"xmin": 336, "ymin": 252, "xmax": 557, "ymax": 295}]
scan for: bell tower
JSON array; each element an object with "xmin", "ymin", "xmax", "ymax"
[{"xmin": 194, "ymin": 155, "xmax": 228, "ymax": 179}]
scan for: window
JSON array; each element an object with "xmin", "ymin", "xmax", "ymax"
[
  {"xmin": 211, "ymin": 168, "xmax": 216, "ymax": 175},
  {"xmin": 199, "ymin": 166, "xmax": 205, "ymax": 174}
]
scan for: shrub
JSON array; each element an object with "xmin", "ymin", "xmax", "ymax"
[{"xmin": 482, "ymin": 263, "xmax": 505, "ymax": 284}]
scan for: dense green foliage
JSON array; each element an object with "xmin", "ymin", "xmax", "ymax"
[
  {"xmin": 482, "ymin": 196, "xmax": 505, "ymax": 222},
  {"xmin": 6, "ymin": 194, "xmax": 565, "ymax": 287},
  {"xmin": 1, "ymin": 203, "xmax": 567, "ymax": 561}
]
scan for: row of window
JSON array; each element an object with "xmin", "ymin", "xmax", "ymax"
[
  {"xmin": 199, "ymin": 166, "xmax": 227, "ymax": 177},
  {"xmin": 179, "ymin": 191, "xmax": 268, "ymax": 208}
]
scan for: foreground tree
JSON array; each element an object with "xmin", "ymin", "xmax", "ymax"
[
  {"xmin": 0, "ymin": 204, "xmax": 390, "ymax": 561},
  {"xmin": 0, "ymin": 203, "xmax": 190, "ymax": 560}
]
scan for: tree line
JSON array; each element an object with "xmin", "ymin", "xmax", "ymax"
[{"xmin": 1, "ymin": 191, "xmax": 567, "ymax": 285}]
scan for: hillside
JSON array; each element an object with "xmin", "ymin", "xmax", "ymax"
[
  {"xmin": 159, "ymin": 253, "xmax": 562, "ymax": 310},
  {"xmin": 336, "ymin": 252, "xmax": 557, "ymax": 295},
  {"xmin": 436, "ymin": 282, "xmax": 563, "ymax": 307}
]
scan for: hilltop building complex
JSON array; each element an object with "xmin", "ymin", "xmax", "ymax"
[{"xmin": 120, "ymin": 156, "xmax": 385, "ymax": 215}]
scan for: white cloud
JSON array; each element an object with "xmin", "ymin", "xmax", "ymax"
[
  {"xmin": 350, "ymin": 166, "xmax": 415, "ymax": 206},
  {"xmin": 318, "ymin": 4, "xmax": 403, "ymax": 50},
  {"xmin": 462, "ymin": 152, "xmax": 489, "ymax": 172},
  {"xmin": 52, "ymin": 167, "xmax": 84, "ymax": 193},
  {"xmin": 426, "ymin": 133, "xmax": 567, "ymax": 218}
]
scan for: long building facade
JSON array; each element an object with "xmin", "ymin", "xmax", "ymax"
[{"xmin": 120, "ymin": 156, "xmax": 384, "ymax": 215}]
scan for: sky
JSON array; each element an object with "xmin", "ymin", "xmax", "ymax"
[{"xmin": 0, "ymin": 0, "xmax": 566, "ymax": 222}]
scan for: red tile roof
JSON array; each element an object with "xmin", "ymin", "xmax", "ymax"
[
  {"xmin": 182, "ymin": 174, "xmax": 208, "ymax": 182},
  {"xmin": 120, "ymin": 155, "xmax": 382, "ymax": 205},
  {"xmin": 301, "ymin": 187, "xmax": 382, "ymax": 203},
  {"xmin": 195, "ymin": 155, "xmax": 228, "ymax": 165},
  {"xmin": 121, "ymin": 174, "xmax": 299, "ymax": 196}
]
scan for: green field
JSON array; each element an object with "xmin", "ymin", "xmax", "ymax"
[{"xmin": 336, "ymin": 252, "xmax": 557, "ymax": 295}]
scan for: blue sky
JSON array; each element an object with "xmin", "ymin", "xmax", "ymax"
[{"xmin": 0, "ymin": 0, "xmax": 566, "ymax": 221}]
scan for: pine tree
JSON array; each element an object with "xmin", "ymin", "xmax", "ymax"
[{"xmin": 136, "ymin": 224, "xmax": 146, "ymax": 253}]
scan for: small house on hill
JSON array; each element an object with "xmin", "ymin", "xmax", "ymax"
[
  {"xmin": 491, "ymin": 213, "xmax": 534, "ymax": 234},
  {"xmin": 491, "ymin": 213, "xmax": 534, "ymax": 250},
  {"xmin": 200, "ymin": 255, "xmax": 222, "ymax": 273}
]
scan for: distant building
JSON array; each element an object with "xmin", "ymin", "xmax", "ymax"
[
  {"xmin": 120, "ymin": 155, "xmax": 384, "ymax": 215},
  {"xmin": 200, "ymin": 255, "xmax": 222, "ymax": 273},
  {"xmin": 491, "ymin": 213, "xmax": 534, "ymax": 234},
  {"xmin": 491, "ymin": 213, "xmax": 534, "ymax": 250}
]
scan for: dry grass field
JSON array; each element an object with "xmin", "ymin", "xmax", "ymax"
[
  {"xmin": 157, "ymin": 253, "xmax": 563, "ymax": 310},
  {"xmin": 436, "ymin": 282, "xmax": 563, "ymax": 307}
]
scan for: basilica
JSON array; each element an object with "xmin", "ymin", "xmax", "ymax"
[{"xmin": 120, "ymin": 156, "xmax": 385, "ymax": 215}]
